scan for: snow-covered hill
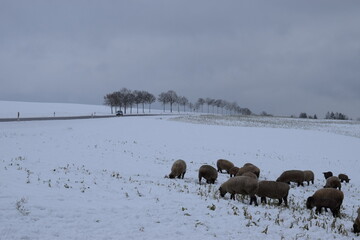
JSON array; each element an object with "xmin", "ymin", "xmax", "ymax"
[{"xmin": 0, "ymin": 101, "xmax": 359, "ymax": 239}]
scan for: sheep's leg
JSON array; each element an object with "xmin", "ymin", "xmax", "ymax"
[
  {"xmin": 278, "ymin": 198, "xmax": 283, "ymax": 206},
  {"xmin": 354, "ymin": 223, "xmax": 360, "ymax": 233},
  {"xmin": 315, "ymin": 207, "xmax": 321, "ymax": 214},
  {"xmin": 250, "ymin": 196, "xmax": 258, "ymax": 206},
  {"xmin": 283, "ymin": 196, "xmax": 288, "ymax": 207},
  {"xmin": 261, "ymin": 197, "xmax": 266, "ymax": 204}
]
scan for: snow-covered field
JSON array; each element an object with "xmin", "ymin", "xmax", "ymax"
[
  {"xmin": 1, "ymin": 101, "xmax": 360, "ymax": 239},
  {"xmin": 0, "ymin": 101, "xmax": 112, "ymax": 118}
]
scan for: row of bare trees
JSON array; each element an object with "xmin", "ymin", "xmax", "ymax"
[
  {"xmin": 104, "ymin": 88, "xmax": 251, "ymax": 115},
  {"xmin": 104, "ymin": 88, "xmax": 156, "ymax": 114}
]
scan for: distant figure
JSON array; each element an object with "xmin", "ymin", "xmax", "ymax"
[
  {"xmin": 17, "ymin": 112, "xmax": 20, "ymax": 120},
  {"xmin": 53, "ymin": 112, "xmax": 56, "ymax": 117}
]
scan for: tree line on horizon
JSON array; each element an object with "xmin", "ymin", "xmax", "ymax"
[{"xmin": 103, "ymin": 88, "xmax": 251, "ymax": 115}]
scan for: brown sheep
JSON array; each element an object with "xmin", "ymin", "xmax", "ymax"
[
  {"xmin": 338, "ymin": 173, "xmax": 350, "ymax": 183},
  {"xmin": 256, "ymin": 181, "xmax": 290, "ymax": 206},
  {"xmin": 169, "ymin": 159, "xmax": 186, "ymax": 179},
  {"xmin": 229, "ymin": 167, "xmax": 240, "ymax": 177},
  {"xmin": 303, "ymin": 170, "xmax": 315, "ymax": 185},
  {"xmin": 216, "ymin": 159, "xmax": 235, "ymax": 174},
  {"xmin": 306, "ymin": 188, "xmax": 344, "ymax": 217},
  {"xmin": 324, "ymin": 176, "xmax": 341, "ymax": 190},
  {"xmin": 236, "ymin": 163, "xmax": 260, "ymax": 178},
  {"xmin": 239, "ymin": 171, "xmax": 258, "ymax": 179},
  {"xmin": 198, "ymin": 165, "xmax": 218, "ymax": 184},
  {"xmin": 323, "ymin": 171, "xmax": 333, "ymax": 179},
  {"xmin": 353, "ymin": 207, "xmax": 360, "ymax": 233},
  {"xmin": 276, "ymin": 170, "xmax": 305, "ymax": 187},
  {"xmin": 219, "ymin": 176, "xmax": 259, "ymax": 206}
]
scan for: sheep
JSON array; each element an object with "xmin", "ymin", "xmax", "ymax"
[
  {"xmin": 303, "ymin": 170, "xmax": 315, "ymax": 185},
  {"xmin": 323, "ymin": 171, "xmax": 333, "ymax": 179},
  {"xmin": 198, "ymin": 165, "xmax": 218, "ymax": 184},
  {"xmin": 236, "ymin": 163, "xmax": 260, "ymax": 178},
  {"xmin": 219, "ymin": 176, "xmax": 259, "ymax": 206},
  {"xmin": 239, "ymin": 171, "xmax": 258, "ymax": 179},
  {"xmin": 216, "ymin": 159, "xmax": 235, "ymax": 174},
  {"xmin": 276, "ymin": 170, "xmax": 305, "ymax": 187},
  {"xmin": 324, "ymin": 176, "xmax": 341, "ymax": 190},
  {"xmin": 229, "ymin": 167, "xmax": 240, "ymax": 177},
  {"xmin": 306, "ymin": 188, "xmax": 344, "ymax": 217},
  {"xmin": 169, "ymin": 159, "xmax": 186, "ymax": 179},
  {"xmin": 256, "ymin": 181, "xmax": 290, "ymax": 206},
  {"xmin": 338, "ymin": 173, "xmax": 350, "ymax": 183},
  {"xmin": 353, "ymin": 207, "xmax": 360, "ymax": 233}
]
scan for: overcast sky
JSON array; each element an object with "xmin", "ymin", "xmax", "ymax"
[{"xmin": 1, "ymin": 0, "xmax": 360, "ymax": 118}]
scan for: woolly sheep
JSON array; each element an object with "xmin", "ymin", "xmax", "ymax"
[
  {"xmin": 256, "ymin": 181, "xmax": 290, "ymax": 206},
  {"xmin": 216, "ymin": 159, "xmax": 235, "ymax": 174},
  {"xmin": 324, "ymin": 176, "xmax": 341, "ymax": 190},
  {"xmin": 229, "ymin": 167, "xmax": 240, "ymax": 177},
  {"xmin": 219, "ymin": 176, "xmax": 259, "ymax": 206},
  {"xmin": 198, "ymin": 165, "xmax": 218, "ymax": 184},
  {"xmin": 306, "ymin": 188, "xmax": 344, "ymax": 217},
  {"xmin": 323, "ymin": 171, "xmax": 333, "ymax": 179},
  {"xmin": 239, "ymin": 171, "xmax": 258, "ymax": 179},
  {"xmin": 303, "ymin": 170, "xmax": 315, "ymax": 185},
  {"xmin": 236, "ymin": 163, "xmax": 260, "ymax": 178},
  {"xmin": 276, "ymin": 170, "xmax": 305, "ymax": 187},
  {"xmin": 169, "ymin": 159, "xmax": 186, "ymax": 179},
  {"xmin": 353, "ymin": 207, "xmax": 360, "ymax": 233},
  {"xmin": 338, "ymin": 173, "xmax": 350, "ymax": 183}
]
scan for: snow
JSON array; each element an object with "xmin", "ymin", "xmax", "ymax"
[{"xmin": 0, "ymin": 101, "xmax": 360, "ymax": 239}]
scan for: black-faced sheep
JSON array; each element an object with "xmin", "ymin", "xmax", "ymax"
[
  {"xmin": 256, "ymin": 181, "xmax": 290, "ymax": 206},
  {"xmin": 324, "ymin": 176, "xmax": 341, "ymax": 190},
  {"xmin": 338, "ymin": 173, "xmax": 350, "ymax": 183},
  {"xmin": 216, "ymin": 159, "xmax": 235, "ymax": 174},
  {"xmin": 323, "ymin": 171, "xmax": 333, "ymax": 179},
  {"xmin": 276, "ymin": 170, "xmax": 305, "ymax": 187},
  {"xmin": 306, "ymin": 188, "xmax": 344, "ymax": 217},
  {"xmin": 198, "ymin": 165, "xmax": 218, "ymax": 184},
  {"xmin": 169, "ymin": 159, "xmax": 187, "ymax": 179},
  {"xmin": 353, "ymin": 207, "xmax": 360, "ymax": 233},
  {"xmin": 303, "ymin": 170, "xmax": 315, "ymax": 185},
  {"xmin": 229, "ymin": 167, "xmax": 240, "ymax": 177},
  {"xmin": 236, "ymin": 163, "xmax": 260, "ymax": 178},
  {"xmin": 219, "ymin": 176, "xmax": 259, "ymax": 206}
]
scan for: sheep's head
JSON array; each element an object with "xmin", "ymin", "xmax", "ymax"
[
  {"xmin": 306, "ymin": 196, "xmax": 314, "ymax": 209},
  {"xmin": 169, "ymin": 174, "xmax": 175, "ymax": 179},
  {"xmin": 219, "ymin": 187, "xmax": 226, "ymax": 197}
]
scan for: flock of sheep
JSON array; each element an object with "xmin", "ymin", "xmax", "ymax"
[{"xmin": 168, "ymin": 159, "xmax": 360, "ymax": 234}]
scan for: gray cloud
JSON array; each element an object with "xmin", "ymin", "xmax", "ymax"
[{"xmin": 1, "ymin": 0, "xmax": 360, "ymax": 118}]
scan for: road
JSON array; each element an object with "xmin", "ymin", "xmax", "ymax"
[{"xmin": 0, "ymin": 114, "xmax": 167, "ymax": 122}]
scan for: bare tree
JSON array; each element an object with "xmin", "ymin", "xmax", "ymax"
[
  {"xmin": 196, "ymin": 98, "xmax": 205, "ymax": 113},
  {"xmin": 133, "ymin": 90, "xmax": 144, "ymax": 114},
  {"xmin": 177, "ymin": 96, "xmax": 189, "ymax": 112},
  {"xmin": 158, "ymin": 92, "xmax": 168, "ymax": 112},
  {"xmin": 104, "ymin": 93, "xmax": 116, "ymax": 114},
  {"xmin": 205, "ymin": 98, "xmax": 214, "ymax": 113},
  {"xmin": 158, "ymin": 90, "xmax": 178, "ymax": 113},
  {"xmin": 144, "ymin": 91, "xmax": 156, "ymax": 113},
  {"xmin": 119, "ymin": 88, "xmax": 133, "ymax": 114}
]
